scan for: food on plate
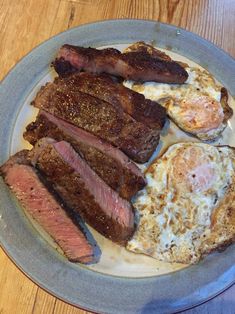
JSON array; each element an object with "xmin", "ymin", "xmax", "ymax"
[
  {"xmin": 124, "ymin": 44, "xmax": 233, "ymax": 140},
  {"xmin": 29, "ymin": 138, "xmax": 135, "ymax": 245},
  {"xmin": 53, "ymin": 72, "xmax": 166, "ymax": 130},
  {"xmin": 2, "ymin": 41, "xmax": 234, "ymax": 266},
  {"xmin": 124, "ymin": 41, "xmax": 172, "ymax": 61},
  {"xmin": 31, "ymin": 81, "xmax": 162, "ymax": 163},
  {"xmin": 24, "ymin": 111, "xmax": 146, "ymax": 200},
  {"xmin": 53, "ymin": 43, "xmax": 188, "ymax": 83},
  {"xmin": 127, "ymin": 142, "xmax": 235, "ymax": 264},
  {"xmin": 0, "ymin": 150, "xmax": 94, "ymax": 263}
]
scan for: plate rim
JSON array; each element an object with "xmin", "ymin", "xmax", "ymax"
[{"xmin": 0, "ymin": 19, "xmax": 234, "ymax": 314}]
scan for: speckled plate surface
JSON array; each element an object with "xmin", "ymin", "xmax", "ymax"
[{"xmin": 0, "ymin": 19, "xmax": 234, "ymax": 313}]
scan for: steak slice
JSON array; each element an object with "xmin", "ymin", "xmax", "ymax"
[
  {"xmin": 32, "ymin": 82, "xmax": 160, "ymax": 163},
  {"xmin": 54, "ymin": 72, "xmax": 166, "ymax": 130},
  {"xmin": 53, "ymin": 44, "xmax": 188, "ymax": 84},
  {"xmin": 30, "ymin": 139, "xmax": 135, "ymax": 245},
  {"xmin": 24, "ymin": 111, "xmax": 146, "ymax": 200},
  {"xmin": 0, "ymin": 151, "xmax": 94, "ymax": 263}
]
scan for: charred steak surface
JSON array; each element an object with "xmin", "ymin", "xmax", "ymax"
[
  {"xmin": 30, "ymin": 139, "xmax": 135, "ymax": 245},
  {"xmin": 54, "ymin": 72, "xmax": 166, "ymax": 130},
  {"xmin": 53, "ymin": 44, "xmax": 188, "ymax": 84},
  {"xmin": 32, "ymin": 82, "xmax": 160, "ymax": 163},
  {"xmin": 1, "ymin": 151, "xmax": 94, "ymax": 263},
  {"xmin": 24, "ymin": 111, "xmax": 146, "ymax": 200}
]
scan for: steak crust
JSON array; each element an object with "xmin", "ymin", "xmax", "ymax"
[
  {"xmin": 54, "ymin": 72, "xmax": 166, "ymax": 130},
  {"xmin": 24, "ymin": 111, "xmax": 146, "ymax": 200},
  {"xmin": 53, "ymin": 43, "xmax": 188, "ymax": 84},
  {"xmin": 30, "ymin": 140, "xmax": 135, "ymax": 245},
  {"xmin": 1, "ymin": 151, "xmax": 94, "ymax": 263},
  {"xmin": 32, "ymin": 82, "xmax": 160, "ymax": 163}
]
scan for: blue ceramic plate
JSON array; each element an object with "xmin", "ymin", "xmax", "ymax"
[{"xmin": 0, "ymin": 20, "xmax": 234, "ymax": 313}]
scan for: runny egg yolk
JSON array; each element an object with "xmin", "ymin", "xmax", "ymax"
[
  {"xmin": 172, "ymin": 146, "xmax": 216, "ymax": 193},
  {"xmin": 171, "ymin": 95, "xmax": 224, "ymax": 133}
]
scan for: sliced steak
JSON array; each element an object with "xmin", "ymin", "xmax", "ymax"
[
  {"xmin": 1, "ymin": 152, "xmax": 94, "ymax": 263},
  {"xmin": 30, "ymin": 140, "xmax": 135, "ymax": 245},
  {"xmin": 54, "ymin": 72, "xmax": 166, "ymax": 130},
  {"xmin": 24, "ymin": 111, "xmax": 146, "ymax": 200},
  {"xmin": 32, "ymin": 82, "xmax": 160, "ymax": 163},
  {"xmin": 53, "ymin": 44, "xmax": 188, "ymax": 84}
]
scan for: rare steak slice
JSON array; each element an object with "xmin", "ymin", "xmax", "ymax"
[
  {"xmin": 24, "ymin": 111, "xmax": 146, "ymax": 200},
  {"xmin": 54, "ymin": 72, "xmax": 166, "ymax": 130},
  {"xmin": 32, "ymin": 82, "xmax": 160, "ymax": 163},
  {"xmin": 53, "ymin": 44, "xmax": 188, "ymax": 84},
  {"xmin": 30, "ymin": 139, "xmax": 135, "ymax": 245},
  {"xmin": 0, "ymin": 151, "xmax": 94, "ymax": 263}
]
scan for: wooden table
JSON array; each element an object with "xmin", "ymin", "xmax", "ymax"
[{"xmin": 0, "ymin": 0, "xmax": 234, "ymax": 313}]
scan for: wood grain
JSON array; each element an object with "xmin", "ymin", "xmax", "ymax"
[{"xmin": 0, "ymin": 0, "xmax": 234, "ymax": 313}]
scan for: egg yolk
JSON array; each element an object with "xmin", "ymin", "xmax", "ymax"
[
  {"xmin": 172, "ymin": 146, "xmax": 216, "ymax": 193},
  {"xmin": 174, "ymin": 95, "xmax": 224, "ymax": 133}
]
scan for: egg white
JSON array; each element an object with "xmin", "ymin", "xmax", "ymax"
[
  {"xmin": 124, "ymin": 67, "xmax": 226, "ymax": 140},
  {"xmin": 127, "ymin": 143, "xmax": 235, "ymax": 264}
]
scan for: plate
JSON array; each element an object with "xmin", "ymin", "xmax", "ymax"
[{"xmin": 0, "ymin": 19, "xmax": 235, "ymax": 313}]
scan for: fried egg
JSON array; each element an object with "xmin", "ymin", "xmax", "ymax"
[
  {"xmin": 127, "ymin": 142, "xmax": 235, "ymax": 264},
  {"xmin": 124, "ymin": 54, "xmax": 233, "ymax": 140}
]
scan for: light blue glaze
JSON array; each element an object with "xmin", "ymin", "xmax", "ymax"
[{"xmin": 0, "ymin": 19, "xmax": 234, "ymax": 314}]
